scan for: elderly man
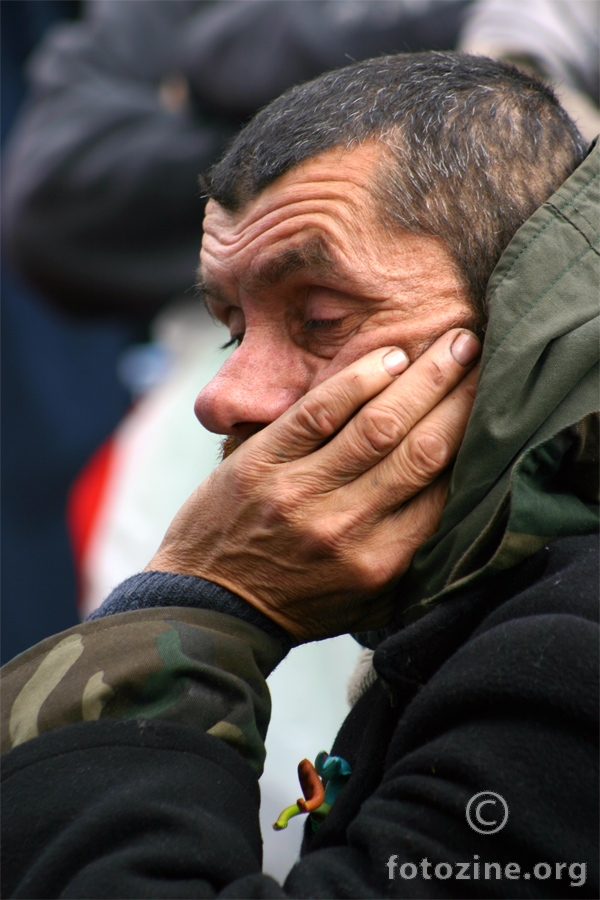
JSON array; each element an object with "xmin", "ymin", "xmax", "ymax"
[{"xmin": 2, "ymin": 53, "xmax": 598, "ymax": 897}]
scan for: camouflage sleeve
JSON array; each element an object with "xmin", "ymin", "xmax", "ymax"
[{"xmin": 1, "ymin": 604, "xmax": 286, "ymax": 776}]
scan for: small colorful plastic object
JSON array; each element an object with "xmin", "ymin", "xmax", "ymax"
[{"xmin": 273, "ymin": 751, "xmax": 352, "ymax": 831}]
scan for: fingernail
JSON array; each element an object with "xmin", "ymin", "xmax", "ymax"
[
  {"xmin": 451, "ymin": 332, "xmax": 480, "ymax": 366},
  {"xmin": 382, "ymin": 348, "xmax": 409, "ymax": 376}
]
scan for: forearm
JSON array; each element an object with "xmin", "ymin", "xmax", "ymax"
[
  {"xmin": 0, "ymin": 570, "xmax": 295, "ymax": 896},
  {"xmin": 3, "ymin": 551, "xmax": 596, "ymax": 898},
  {"xmin": 1, "ymin": 571, "xmax": 290, "ymax": 773}
]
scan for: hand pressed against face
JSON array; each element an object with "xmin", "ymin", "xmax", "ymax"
[
  {"xmin": 195, "ymin": 144, "xmax": 477, "ymax": 441},
  {"xmin": 151, "ymin": 144, "xmax": 481, "ymax": 637}
]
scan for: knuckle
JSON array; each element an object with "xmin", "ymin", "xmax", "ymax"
[
  {"xmin": 294, "ymin": 396, "xmax": 338, "ymax": 441},
  {"xmin": 359, "ymin": 405, "xmax": 406, "ymax": 456},
  {"xmin": 422, "ymin": 357, "xmax": 447, "ymax": 389},
  {"xmin": 299, "ymin": 514, "xmax": 345, "ymax": 559},
  {"xmin": 404, "ymin": 427, "xmax": 453, "ymax": 479},
  {"xmin": 303, "ymin": 509, "xmax": 363, "ymax": 560},
  {"xmin": 350, "ymin": 551, "xmax": 393, "ymax": 592},
  {"xmin": 264, "ymin": 475, "xmax": 301, "ymax": 521},
  {"xmin": 255, "ymin": 477, "xmax": 299, "ymax": 529},
  {"xmin": 314, "ymin": 516, "xmax": 343, "ymax": 552}
]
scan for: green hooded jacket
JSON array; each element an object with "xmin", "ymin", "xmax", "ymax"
[{"xmin": 398, "ymin": 139, "xmax": 599, "ymax": 625}]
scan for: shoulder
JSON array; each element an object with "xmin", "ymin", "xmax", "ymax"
[
  {"xmin": 415, "ymin": 534, "xmax": 599, "ymax": 730},
  {"xmin": 339, "ymin": 534, "xmax": 599, "ymax": 891},
  {"xmin": 474, "ymin": 533, "xmax": 599, "ymax": 634},
  {"xmin": 375, "ymin": 533, "xmax": 599, "ymax": 728}
]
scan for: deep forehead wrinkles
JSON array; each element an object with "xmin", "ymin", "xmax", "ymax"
[
  {"xmin": 202, "ymin": 192, "xmax": 368, "ymax": 266},
  {"xmin": 198, "ymin": 145, "xmax": 396, "ymax": 308},
  {"xmin": 202, "ymin": 144, "xmax": 382, "ymax": 254}
]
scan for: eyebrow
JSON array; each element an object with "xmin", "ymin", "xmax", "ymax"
[
  {"xmin": 196, "ymin": 236, "xmax": 336, "ymax": 311},
  {"xmin": 252, "ymin": 237, "xmax": 335, "ymax": 288}
]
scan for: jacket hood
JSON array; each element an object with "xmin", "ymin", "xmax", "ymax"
[{"xmin": 394, "ymin": 139, "xmax": 599, "ymax": 626}]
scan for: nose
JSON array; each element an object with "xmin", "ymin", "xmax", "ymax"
[{"xmin": 194, "ymin": 334, "xmax": 308, "ymax": 440}]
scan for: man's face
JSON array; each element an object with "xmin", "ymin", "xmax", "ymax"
[{"xmin": 195, "ymin": 144, "xmax": 476, "ymax": 444}]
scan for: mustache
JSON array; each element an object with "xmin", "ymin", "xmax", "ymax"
[{"xmin": 220, "ymin": 435, "xmax": 243, "ymax": 460}]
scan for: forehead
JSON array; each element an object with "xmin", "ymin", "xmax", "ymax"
[
  {"xmin": 207, "ymin": 143, "xmax": 382, "ymax": 222},
  {"xmin": 200, "ymin": 144, "xmax": 385, "ymax": 282}
]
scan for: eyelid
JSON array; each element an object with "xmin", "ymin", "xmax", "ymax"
[
  {"xmin": 220, "ymin": 303, "xmax": 244, "ymax": 339},
  {"xmin": 304, "ymin": 283, "xmax": 361, "ymax": 319},
  {"xmin": 208, "ymin": 300, "xmax": 231, "ymax": 324},
  {"xmin": 200, "ymin": 296, "xmax": 226, "ymax": 327},
  {"xmin": 303, "ymin": 317, "xmax": 345, "ymax": 332}
]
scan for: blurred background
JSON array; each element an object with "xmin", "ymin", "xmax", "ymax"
[{"xmin": 2, "ymin": 0, "xmax": 598, "ymax": 879}]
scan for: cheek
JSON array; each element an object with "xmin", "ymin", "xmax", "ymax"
[
  {"xmin": 318, "ymin": 303, "xmax": 476, "ymax": 382},
  {"xmin": 308, "ymin": 326, "xmax": 410, "ymax": 389}
]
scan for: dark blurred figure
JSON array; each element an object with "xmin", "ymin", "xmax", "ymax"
[
  {"xmin": 1, "ymin": 0, "xmax": 144, "ymax": 663},
  {"xmin": 2, "ymin": 0, "xmax": 470, "ymax": 317},
  {"xmin": 1, "ymin": 0, "xmax": 470, "ymax": 666}
]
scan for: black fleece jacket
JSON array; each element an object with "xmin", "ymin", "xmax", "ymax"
[{"xmin": 2, "ymin": 534, "xmax": 598, "ymax": 898}]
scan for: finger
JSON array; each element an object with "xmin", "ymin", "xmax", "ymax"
[
  {"xmin": 306, "ymin": 329, "xmax": 480, "ymax": 489},
  {"xmin": 352, "ymin": 366, "xmax": 478, "ymax": 518},
  {"xmin": 304, "ymin": 369, "xmax": 474, "ymax": 550},
  {"xmin": 351, "ymin": 475, "xmax": 451, "ymax": 595},
  {"xmin": 248, "ymin": 345, "xmax": 411, "ymax": 464}
]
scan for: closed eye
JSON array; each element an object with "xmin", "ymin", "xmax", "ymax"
[
  {"xmin": 303, "ymin": 318, "xmax": 345, "ymax": 332},
  {"xmin": 300, "ymin": 313, "xmax": 363, "ymax": 358}
]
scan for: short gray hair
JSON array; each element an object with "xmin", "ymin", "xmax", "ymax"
[{"xmin": 205, "ymin": 52, "xmax": 586, "ymax": 318}]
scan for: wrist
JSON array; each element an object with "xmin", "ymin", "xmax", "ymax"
[{"xmin": 90, "ymin": 570, "xmax": 296, "ymax": 653}]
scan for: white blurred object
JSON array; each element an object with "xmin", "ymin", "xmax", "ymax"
[
  {"xmin": 262, "ymin": 635, "xmax": 359, "ymax": 880},
  {"xmin": 460, "ymin": 0, "xmax": 600, "ymax": 142},
  {"xmin": 79, "ymin": 302, "xmax": 226, "ymax": 615}
]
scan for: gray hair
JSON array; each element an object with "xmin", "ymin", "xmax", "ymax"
[{"xmin": 205, "ymin": 52, "xmax": 586, "ymax": 317}]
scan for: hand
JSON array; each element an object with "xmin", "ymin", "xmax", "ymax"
[{"xmin": 147, "ymin": 329, "xmax": 480, "ymax": 641}]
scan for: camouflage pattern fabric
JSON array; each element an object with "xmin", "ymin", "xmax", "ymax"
[
  {"xmin": 0, "ymin": 607, "xmax": 284, "ymax": 774},
  {"xmin": 397, "ymin": 140, "xmax": 600, "ymax": 625}
]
